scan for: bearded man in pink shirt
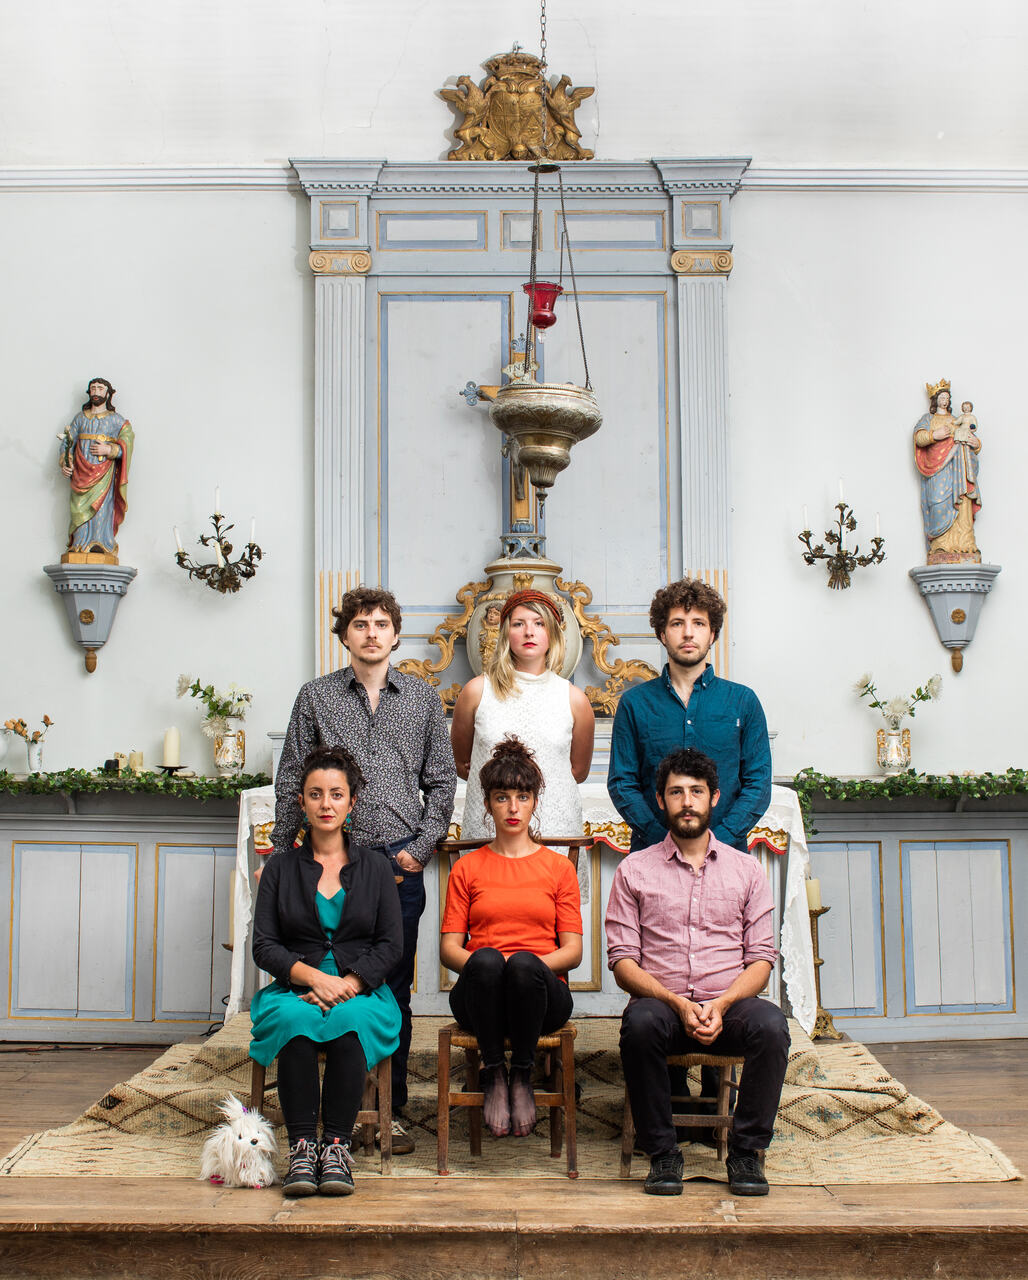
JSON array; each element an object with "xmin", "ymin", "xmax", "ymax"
[{"xmin": 605, "ymin": 748, "xmax": 789, "ymax": 1197}]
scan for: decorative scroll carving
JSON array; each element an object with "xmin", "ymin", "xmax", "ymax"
[
  {"xmin": 555, "ymin": 577, "xmax": 659, "ymax": 714},
  {"xmin": 671, "ymin": 249, "xmax": 734, "ymax": 275},
  {"xmin": 396, "ymin": 579, "xmax": 492, "ymax": 707},
  {"xmin": 583, "ymin": 819, "xmax": 631, "ymax": 849},
  {"xmin": 441, "ymin": 52, "xmax": 594, "ymax": 162},
  {"xmin": 308, "ymin": 250, "xmax": 372, "ymax": 275}
]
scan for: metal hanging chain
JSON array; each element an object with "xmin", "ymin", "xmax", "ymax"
[
  {"xmin": 539, "ymin": 0, "xmax": 548, "ymax": 78},
  {"xmin": 525, "ymin": 160, "xmax": 542, "ymax": 379},
  {"xmin": 557, "ymin": 168, "xmax": 592, "ymax": 390},
  {"xmin": 537, "ymin": 0, "xmax": 549, "ymax": 155}
]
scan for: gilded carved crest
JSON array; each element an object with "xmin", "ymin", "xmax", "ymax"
[{"xmin": 441, "ymin": 50, "xmax": 594, "ymax": 162}]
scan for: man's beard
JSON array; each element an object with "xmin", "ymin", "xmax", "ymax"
[
  {"xmin": 668, "ymin": 642, "xmax": 711, "ymax": 673},
  {"xmin": 668, "ymin": 810, "xmax": 711, "ymax": 839},
  {"xmin": 89, "ymin": 395, "xmax": 106, "ymax": 406}
]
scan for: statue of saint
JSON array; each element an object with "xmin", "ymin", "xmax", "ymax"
[
  {"xmin": 913, "ymin": 379, "xmax": 982, "ymax": 564},
  {"xmin": 59, "ymin": 378, "xmax": 134, "ymax": 560}
]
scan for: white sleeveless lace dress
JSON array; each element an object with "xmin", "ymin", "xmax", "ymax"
[{"xmin": 463, "ymin": 669, "xmax": 585, "ymax": 874}]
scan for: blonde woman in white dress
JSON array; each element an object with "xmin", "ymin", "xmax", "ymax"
[{"xmin": 452, "ymin": 591, "xmax": 595, "ymax": 882}]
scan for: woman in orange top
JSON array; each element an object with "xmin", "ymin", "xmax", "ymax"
[{"xmin": 441, "ymin": 736, "xmax": 583, "ymax": 1138}]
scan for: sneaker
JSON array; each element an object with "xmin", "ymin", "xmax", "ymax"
[
  {"xmin": 378, "ymin": 1118, "xmax": 415, "ymax": 1155},
  {"xmin": 282, "ymin": 1138, "xmax": 319, "ymax": 1197},
  {"xmin": 643, "ymin": 1148, "xmax": 684, "ymax": 1196},
  {"xmin": 726, "ymin": 1146, "xmax": 769, "ymax": 1196},
  {"xmin": 318, "ymin": 1138, "xmax": 356, "ymax": 1195}
]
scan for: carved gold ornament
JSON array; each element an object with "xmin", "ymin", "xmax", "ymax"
[
  {"xmin": 441, "ymin": 51, "xmax": 594, "ymax": 162},
  {"xmin": 582, "ymin": 819, "xmax": 631, "ymax": 849},
  {"xmin": 396, "ymin": 579, "xmax": 492, "ymax": 707},
  {"xmin": 555, "ymin": 577, "xmax": 659, "ymax": 714},
  {"xmin": 670, "ymin": 249, "xmax": 734, "ymax": 275},
  {"xmin": 308, "ymin": 250, "xmax": 372, "ymax": 275}
]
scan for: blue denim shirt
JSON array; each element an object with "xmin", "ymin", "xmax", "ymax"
[{"xmin": 607, "ymin": 664, "xmax": 771, "ymax": 852}]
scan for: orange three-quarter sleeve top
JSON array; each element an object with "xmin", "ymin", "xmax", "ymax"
[{"xmin": 441, "ymin": 845, "xmax": 583, "ymax": 977}]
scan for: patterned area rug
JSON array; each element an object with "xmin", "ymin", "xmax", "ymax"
[{"xmin": 1, "ymin": 1015, "xmax": 1019, "ymax": 1184}]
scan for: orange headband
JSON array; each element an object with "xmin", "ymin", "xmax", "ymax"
[{"xmin": 499, "ymin": 589, "xmax": 564, "ymax": 627}]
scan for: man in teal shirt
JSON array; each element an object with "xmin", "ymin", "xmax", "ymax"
[{"xmin": 608, "ymin": 578, "xmax": 771, "ymax": 852}]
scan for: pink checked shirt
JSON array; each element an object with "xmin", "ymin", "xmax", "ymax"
[{"xmin": 604, "ymin": 831, "xmax": 778, "ymax": 1002}]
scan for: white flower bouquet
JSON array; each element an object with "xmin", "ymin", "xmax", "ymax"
[
  {"xmin": 854, "ymin": 672, "xmax": 942, "ymax": 729},
  {"xmin": 177, "ymin": 676, "xmax": 253, "ymax": 738}
]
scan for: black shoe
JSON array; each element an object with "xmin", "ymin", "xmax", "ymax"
[
  {"xmin": 644, "ymin": 1148, "xmax": 684, "ymax": 1196},
  {"xmin": 318, "ymin": 1138, "xmax": 356, "ymax": 1195},
  {"xmin": 282, "ymin": 1138, "xmax": 319, "ymax": 1197},
  {"xmin": 726, "ymin": 1146, "xmax": 769, "ymax": 1196}
]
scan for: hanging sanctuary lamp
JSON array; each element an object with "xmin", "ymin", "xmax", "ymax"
[{"xmin": 487, "ymin": 0, "xmax": 602, "ymax": 499}]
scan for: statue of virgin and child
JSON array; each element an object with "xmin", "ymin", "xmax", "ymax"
[{"xmin": 913, "ymin": 379, "xmax": 982, "ymax": 565}]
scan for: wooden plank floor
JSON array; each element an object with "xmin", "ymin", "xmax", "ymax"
[{"xmin": 0, "ymin": 1035, "xmax": 1025, "ymax": 1279}]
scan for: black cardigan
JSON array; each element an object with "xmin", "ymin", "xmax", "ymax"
[{"xmin": 251, "ymin": 838, "xmax": 402, "ymax": 991}]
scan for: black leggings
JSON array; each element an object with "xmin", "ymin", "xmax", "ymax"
[
  {"xmin": 449, "ymin": 948, "xmax": 573, "ymax": 1071},
  {"xmin": 276, "ymin": 1032, "xmax": 366, "ymax": 1145}
]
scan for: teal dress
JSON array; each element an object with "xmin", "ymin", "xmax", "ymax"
[{"xmin": 249, "ymin": 889, "xmax": 401, "ymax": 1069}]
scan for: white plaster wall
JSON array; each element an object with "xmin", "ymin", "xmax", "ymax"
[
  {"xmin": 727, "ymin": 189, "xmax": 1028, "ymax": 775},
  {"xmin": 0, "ymin": 190, "xmax": 313, "ymax": 774},
  {"xmin": 1, "ymin": 0, "xmax": 1026, "ymax": 168}
]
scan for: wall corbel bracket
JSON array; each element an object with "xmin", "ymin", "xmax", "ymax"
[
  {"xmin": 908, "ymin": 563, "xmax": 1001, "ymax": 672},
  {"xmin": 42, "ymin": 563, "xmax": 137, "ymax": 672}
]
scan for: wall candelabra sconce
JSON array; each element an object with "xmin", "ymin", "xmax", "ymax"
[
  {"xmin": 798, "ymin": 500, "xmax": 885, "ymax": 590},
  {"xmin": 174, "ymin": 505, "xmax": 262, "ymax": 594}
]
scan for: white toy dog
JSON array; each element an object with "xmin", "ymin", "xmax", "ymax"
[{"xmin": 199, "ymin": 1094, "xmax": 279, "ymax": 1189}]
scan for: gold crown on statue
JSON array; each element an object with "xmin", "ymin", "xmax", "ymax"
[{"xmin": 925, "ymin": 378, "xmax": 951, "ymax": 398}]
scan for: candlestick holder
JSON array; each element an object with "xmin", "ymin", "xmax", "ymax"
[
  {"xmin": 156, "ymin": 764, "xmax": 186, "ymax": 776},
  {"xmin": 174, "ymin": 513, "xmax": 262, "ymax": 594},
  {"xmin": 809, "ymin": 905, "xmax": 843, "ymax": 1040},
  {"xmin": 798, "ymin": 502, "xmax": 885, "ymax": 590}
]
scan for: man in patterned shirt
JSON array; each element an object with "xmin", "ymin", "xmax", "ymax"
[
  {"xmin": 273, "ymin": 586, "xmax": 457, "ymax": 1153},
  {"xmin": 605, "ymin": 748, "xmax": 789, "ymax": 1197}
]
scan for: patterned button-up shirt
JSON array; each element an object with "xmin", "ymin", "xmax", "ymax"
[
  {"xmin": 273, "ymin": 665, "xmax": 456, "ymax": 864},
  {"xmin": 604, "ymin": 831, "xmax": 778, "ymax": 1002}
]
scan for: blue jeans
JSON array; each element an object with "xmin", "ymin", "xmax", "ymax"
[{"xmin": 386, "ymin": 868, "xmax": 426, "ymax": 1112}]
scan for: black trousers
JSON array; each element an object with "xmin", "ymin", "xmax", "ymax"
[
  {"xmin": 449, "ymin": 948, "xmax": 573, "ymax": 1070},
  {"xmin": 386, "ymin": 869, "xmax": 426, "ymax": 1112},
  {"xmin": 276, "ymin": 1032, "xmax": 366, "ymax": 1146},
  {"xmin": 620, "ymin": 996, "xmax": 790, "ymax": 1156}
]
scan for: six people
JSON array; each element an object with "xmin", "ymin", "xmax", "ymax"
[{"xmin": 254, "ymin": 577, "xmax": 788, "ymax": 1195}]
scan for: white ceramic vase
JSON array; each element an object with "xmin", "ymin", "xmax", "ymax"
[
  {"xmin": 0, "ymin": 729, "xmax": 11, "ymax": 770},
  {"xmin": 213, "ymin": 717, "xmax": 246, "ymax": 777},
  {"xmin": 26, "ymin": 740, "xmax": 44, "ymax": 775}
]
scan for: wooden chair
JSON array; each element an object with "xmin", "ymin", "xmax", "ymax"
[
  {"xmin": 437, "ymin": 1022, "xmax": 578, "ymax": 1178},
  {"xmin": 620, "ymin": 1052, "xmax": 743, "ymax": 1176},
  {"xmin": 249, "ymin": 1052, "xmax": 394, "ymax": 1174}
]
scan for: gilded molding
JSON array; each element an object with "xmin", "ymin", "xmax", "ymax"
[
  {"xmin": 671, "ymin": 249, "xmax": 734, "ymax": 275},
  {"xmin": 308, "ymin": 249, "xmax": 372, "ymax": 275},
  {"xmin": 555, "ymin": 577, "xmax": 659, "ymax": 714}
]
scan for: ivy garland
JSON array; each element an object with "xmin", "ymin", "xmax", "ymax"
[
  {"xmin": 790, "ymin": 766, "xmax": 1028, "ymax": 832},
  {"xmin": 0, "ymin": 768, "xmax": 271, "ymax": 801}
]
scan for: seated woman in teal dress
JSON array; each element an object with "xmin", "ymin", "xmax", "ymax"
[{"xmin": 250, "ymin": 746, "xmax": 402, "ymax": 1197}]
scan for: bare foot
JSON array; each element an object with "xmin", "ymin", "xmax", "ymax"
[
  {"xmin": 481, "ymin": 1064, "xmax": 510, "ymax": 1137},
  {"xmin": 509, "ymin": 1067, "xmax": 536, "ymax": 1136}
]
